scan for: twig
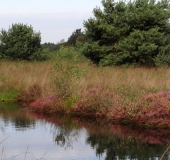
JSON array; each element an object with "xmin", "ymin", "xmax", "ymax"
[
  {"xmin": 1, "ymin": 147, "xmax": 4, "ymax": 160},
  {"xmin": 8, "ymin": 151, "xmax": 34, "ymax": 160},
  {"xmin": 24, "ymin": 146, "xmax": 28, "ymax": 160},
  {"xmin": 37, "ymin": 152, "xmax": 47, "ymax": 160},
  {"xmin": 0, "ymin": 136, "xmax": 9, "ymax": 144},
  {"xmin": 160, "ymin": 144, "xmax": 170, "ymax": 160}
]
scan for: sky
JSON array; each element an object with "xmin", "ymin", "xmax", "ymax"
[{"xmin": 0, "ymin": 0, "xmax": 103, "ymax": 43}]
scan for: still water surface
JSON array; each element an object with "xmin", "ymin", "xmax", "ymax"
[{"xmin": 0, "ymin": 102, "xmax": 170, "ymax": 160}]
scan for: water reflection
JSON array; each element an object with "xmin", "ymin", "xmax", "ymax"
[
  {"xmin": 0, "ymin": 102, "xmax": 35, "ymax": 131},
  {"xmin": 0, "ymin": 103, "xmax": 102, "ymax": 160},
  {"xmin": 74, "ymin": 118, "xmax": 170, "ymax": 160},
  {"xmin": 31, "ymin": 112, "xmax": 170, "ymax": 160},
  {"xmin": 0, "ymin": 103, "xmax": 170, "ymax": 159},
  {"xmin": 86, "ymin": 129, "xmax": 169, "ymax": 159},
  {"xmin": 31, "ymin": 112, "xmax": 83, "ymax": 150},
  {"xmin": 54, "ymin": 127, "xmax": 79, "ymax": 148}
]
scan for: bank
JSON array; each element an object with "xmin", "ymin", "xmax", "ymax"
[{"xmin": 17, "ymin": 88, "xmax": 170, "ymax": 129}]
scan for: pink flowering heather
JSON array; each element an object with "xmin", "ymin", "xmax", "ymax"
[
  {"xmin": 28, "ymin": 93, "xmax": 65, "ymax": 114},
  {"xmin": 71, "ymin": 88, "xmax": 123, "ymax": 118}
]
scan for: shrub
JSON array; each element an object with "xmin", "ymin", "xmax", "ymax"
[
  {"xmin": 55, "ymin": 46, "xmax": 86, "ymax": 62},
  {"xmin": 109, "ymin": 91, "xmax": 170, "ymax": 128},
  {"xmin": 54, "ymin": 46, "xmax": 88, "ymax": 101},
  {"xmin": 28, "ymin": 93, "xmax": 66, "ymax": 114},
  {"xmin": 0, "ymin": 23, "xmax": 49, "ymax": 61},
  {"xmin": 72, "ymin": 88, "xmax": 123, "ymax": 118},
  {"xmin": 154, "ymin": 53, "xmax": 170, "ymax": 67}
]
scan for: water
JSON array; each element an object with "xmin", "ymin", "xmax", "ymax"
[{"xmin": 0, "ymin": 102, "xmax": 170, "ymax": 160}]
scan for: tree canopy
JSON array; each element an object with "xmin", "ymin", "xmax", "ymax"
[
  {"xmin": 66, "ymin": 28, "xmax": 89, "ymax": 46},
  {"xmin": 82, "ymin": 0, "xmax": 170, "ymax": 66},
  {"xmin": 41, "ymin": 42, "xmax": 60, "ymax": 52},
  {"xmin": 0, "ymin": 23, "xmax": 43, "ymax": 60}
]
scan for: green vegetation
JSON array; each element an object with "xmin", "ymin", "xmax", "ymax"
[
  {"xmin": 0, "ymin": 91, "xmax": 18, "ymax": 100},
  {"xmin": 0, "ymin": 23, "xmax": 49, "ymax": 61},
  {"xmin": 41, "ymin": 42, "xmax": 60, "ymax": 52},
  {"xmin": 66, "ymin": 28, "xmax": 89, "ymax": 46},
  {"xmin": 82, "ymin": 0, "xmax": 170, "ymax": 66}
]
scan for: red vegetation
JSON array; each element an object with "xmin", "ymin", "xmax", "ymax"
[
  {"xmin": 23, "ymin": 86, "xmax": 170, "ymax": 128},
  {"xmin": 109, "ymin": 91, "xmax": 170, "ymax": 128},
  {"xmin": 28, "ymin": 93, "xmax": 66, "ymax": 114},
  {"xmin": 71, "ymin": 88, "xmax": 122, "ymax": 117},
  {"xmin": 134, "ymin": 91, "xmax": 170, "ymax": 128}
]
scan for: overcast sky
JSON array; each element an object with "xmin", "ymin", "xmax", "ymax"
[{"xmin": 0, "ymin": 0, "xmax": 103, "ymax": 43}]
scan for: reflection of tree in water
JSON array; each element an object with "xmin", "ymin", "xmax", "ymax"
[
  {"xmin": 71, "ymin": 118, "xmax": 170, "ymax": 160},
  {"xmin": 12, "ymin": 116, "xmax": 35, "ymax": 131},
  {"xmin": 41, "ymin": 115, "xmax": 80, "ymax": 149},
  {"xmin": 54, "ymin": 126, "xmax": 79, "ymax": 149},
  {"xmin": 0, "ymin": 103, "xmax": 36, "ymax": 131},
  {"xmin": 87, "ymin": 134, "xmax": 170, "ymax": 159}
]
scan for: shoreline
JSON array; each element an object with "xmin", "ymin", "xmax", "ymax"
[{"xmin": 16, "ymin": 89, "xmax": 170, "ymax": 129}]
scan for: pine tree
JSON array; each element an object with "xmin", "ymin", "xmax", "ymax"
[{"xmin": 82, "ymin": 0, "xmax": 170, "ymax": 66}]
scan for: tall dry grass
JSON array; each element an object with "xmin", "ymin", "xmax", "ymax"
[
  {"xmin": 0, "ymin": 59, "xmax": 170, "ymax": 102},
  {"xmin": 75, "ymin": 66, "xmax": 170, "ymax": 102},
  {"xmin": 0, "ymin": 60, "xmax": 56, "ymax": 98}
]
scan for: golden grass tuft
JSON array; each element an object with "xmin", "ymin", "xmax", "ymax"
[{"xmin": 0, "ymin": 60, "xmax": 56, "ymax": 96}]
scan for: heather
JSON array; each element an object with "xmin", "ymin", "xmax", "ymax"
[{"xmin": 1, "ymin": 51, "xmax": 170, "ymax": 128}]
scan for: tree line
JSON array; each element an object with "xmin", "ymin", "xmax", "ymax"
[{"xmin": 0, "ymin": 0, "xmax": 170, "ymax": 66}]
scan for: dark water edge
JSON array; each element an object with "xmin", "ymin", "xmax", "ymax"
[{"xmin": 0, "ymin": 102, "xmax": 170, "ymax": 160}]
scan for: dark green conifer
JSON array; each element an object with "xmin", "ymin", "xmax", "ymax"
[
  {"xmin": 0, "ymin": 23, "xmax": 43, "ymax": 60},
  {"xmin": 82, "ymin": 0, "xmax": 170, "ymax": 66}
]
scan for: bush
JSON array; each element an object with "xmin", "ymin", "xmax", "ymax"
[
  {"xmin": 109, "ymin": 91, "xmax": 170, "ymax": 128},
  {"xmin": 154, "ymin": 53, "xmax": 170, "ymax": 67},
  {"xmin": 55, "ymin": 46, "xmax": 86, "ymax": 62},
  {"xmin": 72, "ymin": 88, "xmax": 123, "ymax": 118},
  {"xmin": 0, "ymin": 23, "xmax": 48, "ymax": 61}
]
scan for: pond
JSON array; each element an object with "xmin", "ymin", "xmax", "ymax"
[{"xmin": 0, "ymin": 102, "xmax": 170, "ymax": 160}]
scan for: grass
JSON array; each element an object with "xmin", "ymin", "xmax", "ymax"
[
  {"xmin": 0, "ymin": 91, "xmax": 18, "ymax": 100},
  {"xmin": 1, "ymin": 60, "xmax": 170, "ymax": 100},
  {"xmin": 0, "ymin": 60, "xmax": 56, "ymax": 97},
  {"xmin": 1, "ymin": 53, "xmax": 170, "ymax": 128}
]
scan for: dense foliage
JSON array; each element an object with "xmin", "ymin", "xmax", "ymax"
[
  {"xmin": 41, "ymin": 42, "xmax": 60, "ymax": 52},
  {"xmin": 0, "ymin": 23, "xmax": 47, "ymax": 60},
  {"xmin": 66, "ymin": 29, "xmax": 89, "ymax": 46},
  {"xmin": 82, "ymin": 0, "xmax": 170, "ymax": 66}
]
